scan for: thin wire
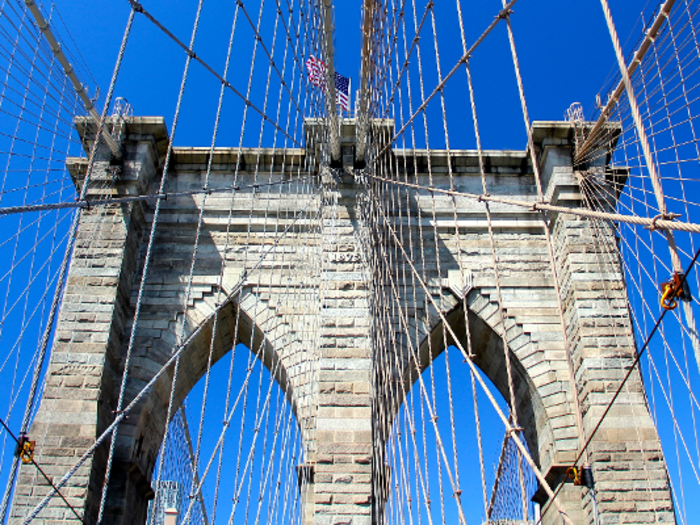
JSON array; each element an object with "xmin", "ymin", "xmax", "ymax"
[
  {"xmin": 538, "ymin": 243, "xmax": 700, "ymax": 523},
  {"xmin": 0, "ymin": 414, "xmax": 86, "ymax": 524}
]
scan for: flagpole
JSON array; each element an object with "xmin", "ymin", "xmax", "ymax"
[
  {"xmin": 356, "ymin": 0, "xmax": 376, "ymax": 166},
  {"xmin": 321, "ymin": 0, "xmax": 340, "ymax": 165}
]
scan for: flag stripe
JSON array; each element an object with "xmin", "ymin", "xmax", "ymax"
[{"xmin": 306, "ymin": 55, "xmax": 351, "ymax": 111}]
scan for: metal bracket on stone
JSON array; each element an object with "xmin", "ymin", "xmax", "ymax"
[
  {"xmin": 442, "ymin": 269, "xmax": 473, "ymax": 300},
  {"xmin": 296, "ymin": 463, "xmax": 315, "ymax": 487}
]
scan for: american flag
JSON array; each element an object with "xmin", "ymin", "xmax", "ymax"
[
  {"xmin": 305, "ymin": 55, "xmax": 351, "ymax": 112},
  {"xmin": 306, "ymin": 56, "xmax": 326, "ymax": 88},
  {"xmin": 334, "ymin": 72, "xmax": 350, "ymax": 111}
]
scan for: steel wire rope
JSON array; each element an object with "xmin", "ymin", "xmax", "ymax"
[
  {"xmin": 635, "ymin": 1, "xmax": 700, "ymax": 386},
  {"xmin": 222, "ymin": 2, "xmax": 274, "ymax": 520},
  {"xmin": 246, "ymin": 9, "xmax": 306, "ymax": 522},
  {"xmin": 646, "ymin": 350, "xmax": 693, "ymax": 523},
  {"xmin": 124, "ymin": 0, "xmax": 303, "ymax": 148},
  {"xmin": 362, "ymin": 171, "xmax": 700, "ymax": 234},
  {"xmin": 154, "ymin": 2, "xmax": 296, "ymax": 519},
  {"xmin": 3, "ymin": 169, "xmax": 115, "ymax": 520},
  {"xmin": 13, "ymin": 172, "xmax": 117, "ymax": 522},
  {"xmin": 498, "ymin": 0, "xmax": 596, "ymax": 516},
  {"xmin": 373, "ymin": 0, "xmax": 519, "ymax": 160},
  {"xmin": 0, "ymin": 221, "xmax": 70, "ymax": 458},
  {"xmin": 46, "ymin": 1, "xmax": 98, "ymax": 90},
  {"xmin": 451, "ymin": 0, "xmax": 505, "ymax": 515},
  {"xmin": 383, "ymin": 15, "xmax": 426, "ymax": 522},
  {"xmin": 19, "ymin": 190, "xmax": 318, "ymax": 523},
  {"xmin": 0, "ymin": 37, "xmax": 86, "ymax": 137},
  {"xmin": 0, "ymin": 413, "xmax": 86, "ymax": 523},
  {"xmin": 181, "ymin": 0, "xmax": 245, "ymax": 520},
  {"xmin": 0, "ymin": 3, "xmax": 121, "ymax": 517},
  {"xmin": 179, "ymin": 335, "xmax": 277, "ymax": 525},
  {"xmin": 599, "ymin": 9, "xmax": 700, "ymax": 515},
  {"xmin": 0, "ymin": 0, "xmax": 58, "ymax": 398},
  {"xmin": 389, "ymin": 13, "xmax": 436, "ymax": 524},
  {"xmin": 370, "ymin": 140, "xmax": 468, "ymax": 525},
  {"xmin": 608, "ymin": 107, "xmax": 675, "ymax": 517},
  {"xmin": 625, "ymin": 51, "xmax": 695, "ymax": 473},
  {"xmin": 0, "ymin": 3, "xmax": 84, "ymax": 130},
  {"xmin": 395, "ymin": 2, "xmax": 437, "ymax": 515},
  {"xmin": 369, "ymin": 221, "xmax": 436, "ymax": 525},
  {"xmin": 178, "ymin": 263, "xmax": 317, "ymax": 522},
  {"xmin": 397, "ymin": 2, "xmax": 447, "ymax": 521},
  {"xmin": 0, "ymin": 175, "xmax": 312, "ymax": 216},
  {"xmin": 578, "ymin": 173, "xmax": 664, "ymax": 521},
  {"xmin": 421, "ymin": 3, "xmax": 470, "ymax": 521},
  {"xmin": 377, "ymin": 221, "xmax": 512, "ymax": 524},
  {"xmin": 1, "ymin": 72, "xmax": 115, "ymax": 507},
  {"xmin": 586, "ymin": 133, "xmax": 700, "ymax": 516},
  {"xmin": 540, "ymin": 236, "xmax": 700, "ymax": 522},
  {"xmin": 11, "ymin": 4, "xmax": 134, "ymax": 521},
  {"xmin": 117, "ymin": 3, "xmax": 210, "ymax": 524},
  {"xmin": 207, "ymin": 0, "xmax": 319, "ymax": 512},
  {"xmin": 383, "ymin": 20, "xmax": 418, "ymax": 524},
  {"xmin": 250, "ymin": 377, "xmax": 286, "ymax": 525},
  {"xmin": 369, "ymin": 190, "xmax": 575, "ymax": 523},
  {"xmin": 235, "ymin": 1, "xmax": 308, "ymax": 125},
  {"xmin": 0, "ymin": 219, "xmax": 70, "ymax": 378},
  {"xmin": 0, "ymin": 21, "xmax": 63, "ymax": 384},
  {"xmin": 169, "ymin": 348, "xmax": 266, "ymax": 524},
  {"xmin": 195, "ymin": 185, "xmax": 319, "ymax": 523},
  {"xmin": 0, "ymin": 214, "xmax": 73, "ymax": 396},
  {"xmin": 204, "ymin": 1, "xmax": 261, "ymax": 517}
]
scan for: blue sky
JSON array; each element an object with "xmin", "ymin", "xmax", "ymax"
[
  {"xmin": 0, "ymin": 1, "xmax": 677, "ymax": 524},
  {"xmin": 55, "ymin": 0, "xmax": 642, "ymax": 150}
]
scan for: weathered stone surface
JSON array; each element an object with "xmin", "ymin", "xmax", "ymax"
[{"xmin": 9, "ymin": 119, "xmax": 674, "ymax": 525}]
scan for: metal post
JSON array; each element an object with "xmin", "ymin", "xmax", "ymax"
[
  {"xmin": 321, "ymin": 0, "xmax": 340, "ymax": 165},
  {"xmin": 24, "ymin": 0, "xmax": 121, "ymax": 157},
  {"xmin": 355, "ymin": 0, "xmax": 375, "ymax": 167}
]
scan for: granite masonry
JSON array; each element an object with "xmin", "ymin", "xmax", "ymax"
[{"xmin": 8, "ymin": 118, "xmax": 675, "ymax": 525}]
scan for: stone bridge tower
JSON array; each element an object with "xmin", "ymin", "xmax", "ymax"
[{"xmin": 9, "ymin": 117, "xmax": 675, "ymax": 525}]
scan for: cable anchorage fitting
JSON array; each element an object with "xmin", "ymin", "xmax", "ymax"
[
  {"xmin": 111, "ymin": 409, "xmax": 130, "ymax": 420},
  {"xmin": 15, "ymin": 434, "xmax": 35, "ymax": 464},
  {"xmin": 566, "ymin": 466, "xmax": 594, "ymax": 488},
  {"xmin": 660, "ymin": 271, "xmax": 692, "ymax": 310},
  {"xmin": 497, "ymin": 8, "xmax": 513, "ymax": 19},
  {"xmin": 646, "ymin": 212, "xmax": 681, "ymax": 231}
]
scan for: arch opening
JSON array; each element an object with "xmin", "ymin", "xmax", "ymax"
[
  {"xmin": 376, "ymin": 296, "xmax": 560, "ymax": 525},
  {"xmin": 108, "ymin": 296, "xmax": 304, "ymax": 525}
]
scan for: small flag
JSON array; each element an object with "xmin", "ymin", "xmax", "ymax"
[
  {"xmin": 306, "ymin": 56, "xmax": 326, "ymax": 88},
  {"xmin": 334, "ymin": 72, "xmax": 350, "ymax": 111},
  {"xmin": 305, "ymin": 55, "xmax": 351, "ymax": 112}
]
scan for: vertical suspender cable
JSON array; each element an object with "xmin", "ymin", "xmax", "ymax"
[
  {"xmin": 598, "ymin": 0, "xmax": 700, "ymax": 377},
  {"xmin": 0, "ymin": 7, "xmax": 136, "ymax": 522}
]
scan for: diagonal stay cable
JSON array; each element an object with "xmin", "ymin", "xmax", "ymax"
[
  {"xmin": 0, "ymin": 8, "xmax": 136, "ymax": 521},
  {"xmin": 537, "ymin": 243, "xmax": 700, "ymax": 524},
  {"xmin": 0, "ymin": 175, "xmax": 313, "ymax": 216},
  {"xmin": 19, "ymin": 193, "xmax": 318, "ymax": 525},
  {"xmin": 235, "ymin": 0, "xmax": 306, "ymax": 120},
  {"xmin": 0, "ymin": 415, "xmax": 85, "ymax": 524},
  {"xmin": 374, "ymin": 0, "xmax": 519, "ymax": 158},
  {"xmin": 125, "ymin": 0, "xmax": 302, "ymax": 148},
  {"xmin": 368, "ymin": 189, "xmax": 574, "ymax": 525},
  {"xmin": 364, "ymin": 171, "xmax": 700, "ymax": 234}
]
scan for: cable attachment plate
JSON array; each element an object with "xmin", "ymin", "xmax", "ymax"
[
  {"xmin": 566, "ymin": 466, "xmax": 594, "ymax": 488},
  {"xmin": 15, "ymin": 434, "xmax": 35, "ymax": 464},
  {"xmin": 660, "ymin": 272, "xmax": 692, "ymax": 310}
]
